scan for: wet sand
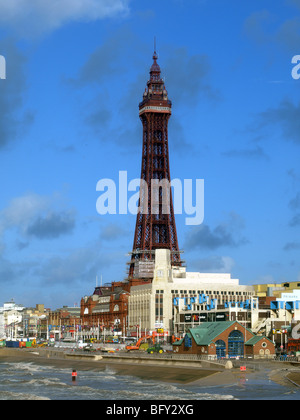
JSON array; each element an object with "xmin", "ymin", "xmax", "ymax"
[
  {"xmin": 286, "ymin": 372, "xmax": 300, "ymax": 387},
  {"xmin": 0, "ymin": 349, "xmax": 222, "ymax": 385}
]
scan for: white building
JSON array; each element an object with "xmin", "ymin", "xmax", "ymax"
[
  {"xmin": 244, "ymin": 289, "xmax": 300, "ymax": 338},
  {"xmin": 128, "ymin": 249, "xmax": 255, "ymax": 336},
  {"xmin": 0, "ymin": 301, "xmax": 25, "ymax": 339},
  {"xmin": 268, "ymin": 290, "xmax": 300, "ymax": 331},
  {"xmin": 277, "ymin": 289, "xmax": 300, "ymax": 303},
  {"xmin": 0, "ymin": 313, "xmax": 4, "ymax": 339}
]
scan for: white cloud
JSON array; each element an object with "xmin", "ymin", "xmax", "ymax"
[
  {"xmin": 191, "ymin": 255, "xmax": 235, "ymax": 273},
  {"xmin": 0, "ymin": 193, "xmax": 49, "ymax": 235},
  {"xmin": 0, "ymin": 0, "xmax": 130, "ymax": 37},
  {"xmin": 0, "ymin": 192, "xmax": 75, "ymax": 240}
]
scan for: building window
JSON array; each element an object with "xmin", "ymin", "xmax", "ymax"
[
  {"xmin": 228, "ymin": 330, "xmax": 244, "ymax": 357},
  {"xmin": 184, "ymin": 335, "xmax": 192, "ymax": 348},
  {"xmin": 215, "ymin": 340, "xmax": 226, "ymax": 358}
]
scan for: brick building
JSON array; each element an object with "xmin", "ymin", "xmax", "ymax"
[
  {"xmin": 173, "ymin": 321, "xmax": 275, "ymax": 359},
  {"xmin": 80, "ymin": 283, "xmax": 131, "ymax": 336},
  {"xmin": 44, "ymin": 306, "xmax": 81, "ymax": 340}
]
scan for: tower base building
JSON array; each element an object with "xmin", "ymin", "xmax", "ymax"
[{"xmin": 128, "ymin": 249, "xmax": 255, "ymax": 337}]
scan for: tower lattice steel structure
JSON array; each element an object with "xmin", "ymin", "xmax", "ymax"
[{"xmin": 128, "ymin": 49, "xmax": 181, "ymax": 279}]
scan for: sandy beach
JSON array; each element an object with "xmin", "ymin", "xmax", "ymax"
[
  {"xmin": 0, "ymin": 348, "xmax": 222, "ymax": 385},
  {"xmin": 1, "ymin": 348, "xmax": 300, "ymax": 390}
]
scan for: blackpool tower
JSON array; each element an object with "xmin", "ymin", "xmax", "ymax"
[{"xmin": 128, "ymin": 48, "xmax": 181, "ymax": 280}]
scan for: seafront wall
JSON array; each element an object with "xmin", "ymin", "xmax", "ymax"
[{"xmin": 44, "ymin": 349, "xmax": 231, "ymax": 370}]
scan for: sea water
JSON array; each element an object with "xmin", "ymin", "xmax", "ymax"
[{"xmin": 0, "ymin": 361, "xmax": 299, "ymax": 401}]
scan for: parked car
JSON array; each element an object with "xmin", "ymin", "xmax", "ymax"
[{"xmin": 84, "ymin": 344, "xmax": 96, "ymax": 352}]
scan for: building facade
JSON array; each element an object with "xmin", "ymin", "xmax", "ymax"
[
  {"xmin": 173, "ymin": 321, "xmax": 275, "ymax": 359},
  {"xmin": 45, "ymin": 306, "xmax": 81, "ymax": 340},
  {"xmin": 128, "ymin": 249, "xmax": 255, "ymax": 337},
  {"xmin": 80, "ymin": 283, "xmax": 130, "ymax": 337},
  {"xmin": 254, "ymin": 281, "xmax": 300, "ymax": 299}
]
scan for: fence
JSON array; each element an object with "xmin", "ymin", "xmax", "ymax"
[
  {"xmin": 102, "ymin": 351, "xmax": 300, "ymax": 365},
  {"xmin": 101, "ymin": 351, "xmax": 230, "ymax": 366}
]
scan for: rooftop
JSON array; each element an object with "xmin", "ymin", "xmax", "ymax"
[{"xmin": 174, "ymin": 321, "xmax": 254, "ymax": 346}]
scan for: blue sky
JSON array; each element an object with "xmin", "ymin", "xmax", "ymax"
[{"xmin": 0, "ymin": 0, "xmax": 299, "ymax": 308}]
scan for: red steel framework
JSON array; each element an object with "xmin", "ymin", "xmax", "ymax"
[{"xmin": 128, "ymin": 49, "xmax": 181, "ymax": 278}]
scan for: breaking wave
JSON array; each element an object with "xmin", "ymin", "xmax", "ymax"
[{"xmin": 0, "ymin": 390, "xmax": 51, "ymax": 400}]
